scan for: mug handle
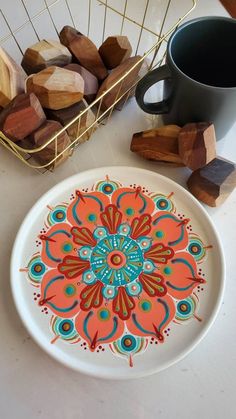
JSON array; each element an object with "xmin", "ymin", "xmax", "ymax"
[{"xmin": 135, "ymin": 65, "xmax": 172, "ymax": 114}]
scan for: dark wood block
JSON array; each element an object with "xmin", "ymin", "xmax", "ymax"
[
  {"xmin": 114, "ymin": 57, "xmax": 149, "ymax": 109},
  {"xmin": 99, "ymin": 36, "xmax": 132, "ymax": 69},
  {"xmin": 21, "ymin": 40, "xmax": 72, "ymax": 75},
  {"xmin": 131, "ymin": 125, "xmax": 184, "ymax": 165},
  {"xmin": 65, "ymin": 63, "xmax": 98, "ymax": 103},
  {"xmin": 29, "ymin": 120, "xmax": 71, "ymax": 167},
  {"xmin": 0, "ymin": 93, "xmax": 46, "ymax": 142},
  {"xmin": 220, "ymin": 0, "xmax": 236, "ymax": 17},
  {"xmin": 187, "ymin": 157, "xmax": 236, "ymax": 207},
  {"xmin": 96, "ymin": 56, "xmax": 143, "ymax": 111},
  {"xmin": 26, "ymin": 66, "xmax": 84, "ymax": 110},
  {"xmin": 45, "ymin": 99, "xmax": 96, "ymax": 142},
  {"xmin": 179, "ymin": 122, "xmax": 216, "ymax": 170},
  {"xmin": 0, "ymin": 46, "xmax": 25, "ymax": 108},
  {"xmin": 59, "ymin": 26, "xmax": 108, "ymax": 81}
]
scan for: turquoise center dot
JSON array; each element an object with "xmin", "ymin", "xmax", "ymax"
[
  {"xmin": 98, "ymin": 309, "xmax": 110, "ymax": 320},
  {"xmin": 32, "ymin": 262, "xmax": 45, "ymax": 276},
  {"xmin": 156, "ymin": 230, "xmax": 164, "ymax": 238},
  {"xmin": 126, "ymin": 207, "xmax": 134, "ymax": 216},
  {"xmin": 59, "ymin": 320, "xmax": 73, "ymax": 335},
  {"xmin": 141, "ymin": 301, "xmax": 151, "ymax": 311},
  {"xmin": 65, "ymin": 285, "xmax": 76, "ymax": 296},
  {"xmin": 177, "ymin": 301, "xmax": 191, "ymax": 315},
  {"xmin": 53, "ymin": 210, "xmax": 65, "ymax": 221},
  {"xmin": 63, "ymin": 242, "xmax": 73, "ymax": 253},
  {"xmin": 88, "ymin": 213, "xmax": 97, "ymax": 222},
  {"xmin": 163, "ymin": 266, "xmax": 172, "ymax": 275},
  {"xmin": 102, "ymin": 183, "xmax": 114, "ymax": 194}
]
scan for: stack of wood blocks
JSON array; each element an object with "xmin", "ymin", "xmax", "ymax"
[
  {"xmin": 131, "ymin": 122, "xmax": 236, "ymax": 206},
  {"xmin": 0, "ymin": 25, "xmax": 143, "ymax": 168}
]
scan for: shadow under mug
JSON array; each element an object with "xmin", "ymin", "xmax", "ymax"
[{"xmin": 135, "ymin": 17, "xmax": 236, "ymax": 140}]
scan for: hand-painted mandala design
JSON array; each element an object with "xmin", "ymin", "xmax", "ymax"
[{"xmin": 23, "ymin": 177, "xmax": 211, "ymax": 367}]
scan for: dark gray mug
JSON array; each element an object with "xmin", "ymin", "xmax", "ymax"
[{"xmin": 135, "ymin": 17, "xmax": 236, "ymax": 140}]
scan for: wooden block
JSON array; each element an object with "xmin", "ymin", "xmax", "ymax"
[
  {"xmin": 26, "ymin": 66, "xmax": 84, "ymax": 110},
  {"xmin": 96, "ymin": 56, "xmax": 143, "ymax": 111},
  {"xmin": 21, "ymin": 40, "xmax": 72, "ymax": 75},
  {"xmin": 0, "ymin": 93, "xmax": 46, "ymax": 142},
  {"xmin": 187, "ymin": 157, "xmax": 236, "ymax": 207},
  {"xmin": 65, "ymin": 63, "xmax": 98, "ymax": 103},
  {"xmin": 0, "ymin": 47, "xmax": 25, "ymax": 108},
  {"xmin": 99, "ymin": 36, "xmax": 132, "ymax": 69},
  {"xmin": 178, "ymin": 122, "xmax": 216, "ymax": 170},
  {"xmin": 220, "ymin": 0, "xmax": 236, "ymax": 17},
  {"xmin": 115, "ymin": 58, "xmax": 149, "ymax": 110},
  {"xmin": 45, "ymin": 99, "xmax": 96, "ymax": 143},
  {"xmin": 29, "ymin": 120, "xmax": 71, "ymax": 167},
  {"xmin": 59, "ymin": 26, "xmax": 108, "ymax": 81},
  {"xmin": 131, "ymin": 125, "xmax": 184, "ymax": 165}
]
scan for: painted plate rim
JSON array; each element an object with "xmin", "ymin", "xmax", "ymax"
[{"xmin": 10, "ymin": 166, "xmax": 225, "ymax": 379}]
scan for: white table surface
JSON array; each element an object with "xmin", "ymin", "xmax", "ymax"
[{"xmin": 0, "ymin": 0, "xmax": 236, "ymax": 418}]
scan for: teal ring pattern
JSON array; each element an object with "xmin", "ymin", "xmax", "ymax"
[{"xmin": 90, "ymin": 234, "xmax": 144, "ymax": 286}]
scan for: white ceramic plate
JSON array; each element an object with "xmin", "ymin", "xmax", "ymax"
[{"xmin": 11, "ymin": 167, "xmax": 225, "ymax": 379}]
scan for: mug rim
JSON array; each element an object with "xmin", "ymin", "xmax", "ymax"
[{"xmin": 168, "ymin": 16, "xmax": 236, "ymax": 91}]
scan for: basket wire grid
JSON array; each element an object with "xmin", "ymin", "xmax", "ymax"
[{"xmin": 0, "ymin": 0, "xmax": 197, "ymax": 172}]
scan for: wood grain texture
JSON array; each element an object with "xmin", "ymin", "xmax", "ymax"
[
  {"xmin": 187, "ymin": 156, "xmax": 236, "ymax": 207},
  {"xmin": 220, "ymin": 0, "xmax": 236, "ymax": 17},
  {"xmin": 26, "ymin": 66, "xmax": 84, "ymax": 110},
  {"xmin": 60, "ymin": 26, "xmax": 108, "ymax": 80},
  {"xmin": 22, "ymin": 40, "xmax": 72, "ymax": 75},
  {"xmin": 45, "ymin": 99, "xmax": 96, "ymax": 142},
  {"xmin": 0, "ymin": 47, "xmax": 26, "ymax": 108},
  {"xmin": 131, "ymin": 125, "xmax": 183, "ymax": 165},
  {"xmin": 178, "ymin": 122, "xmax": 216, "ymax": 171},
  {"xmin": 65, "ymin": 63, "xmax": 98, "ymax": 103},
  {"xmin": 29, "ymin": 119, "xmax": 71, "ymax": 167},
  {"xmin": 99, "ymin": 36, "xmax": 132, "ymax": 69},
  {"xmin": 0, "ymin": 93, "xmax": 46, "ymax": 142},
  {"xmin": 96, "ymin": 56, "xmax": 142, "ymax": 111}
]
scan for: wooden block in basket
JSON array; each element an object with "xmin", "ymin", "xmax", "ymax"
[
  {"xmin": 99, "ymin": 36, "xmax": 132, "ymax": 69},
  {"xmin": 65, "ymin": 64, "xmax": 98, "ymax": 103},
  {"xmin": 59, "ymin": 26, "xmax": 108, "ymax": 81},
  {"xmin": 45, "ymin": 99, "xmax": 96, "ymax": 143},
  {"xmin": 26, "ymin": 66, "xmax": 84, "ymax": 110},
  {"xmin": 28, "ymin": 120, "xmax": 71, "ymax": 167},
  {"xmin": 96, "ymin": 56, "xmax": 143, "ymax": 111},
  {"xmin": 0, "ymin": 47, "xmax": 26, "ymax": 108},
  {"xmin": 21, "ymin": 40, "xmax": 72, "ymax": 75},
  {"xmin": 131, "ymin": 125, "xmax": 184, "ymax": 165},
  {"xmin": 0, "ymin": 93, "xmax": 46, "ymax": 142}
]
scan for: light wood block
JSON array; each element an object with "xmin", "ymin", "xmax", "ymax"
[
  {"xmin": 21, "ymin": 40, "xmax": 72, "ymax": 75},
  {"xmin": 26, "ymin": 66, "xmax": 84, "ymax": 110},
  {"xmin": 0, "ymin": 47, "xmax": 25, "ymax": 108}
]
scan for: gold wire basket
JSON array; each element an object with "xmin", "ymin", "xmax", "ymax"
[{"xmin": 0, "ymin": 0, "xmax": 196, "ymax": 172}]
